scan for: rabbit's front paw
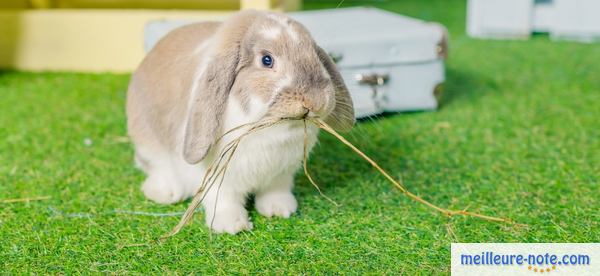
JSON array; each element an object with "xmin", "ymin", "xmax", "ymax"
[
  {"xmin": 141, "ymin": 173, "xmax": 186, "ymax": 204},
  {"xmin": 206, "ymin": 206, "xmax": 253, "ymax": 234},
  {"xmin": 255, "ymin": 191, "xmax": 298, "ymax": 218}
]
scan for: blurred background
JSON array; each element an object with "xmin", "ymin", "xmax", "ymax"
[
  {"xmin": 2, "ymin": 0, "xmax": 598, "ymax": 71},
  {"xmin": 0, "ymin": 0, "xmax": 300, "ymax": 72}
]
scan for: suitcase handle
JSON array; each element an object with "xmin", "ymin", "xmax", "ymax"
[{"xmin": 355, "ymin": 73, "xmax": 389, "ymax": 86}]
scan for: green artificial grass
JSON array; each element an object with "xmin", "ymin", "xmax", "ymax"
[{"xmin": 1, "ymin": 0, "xmax": 599, "ymax": 273}]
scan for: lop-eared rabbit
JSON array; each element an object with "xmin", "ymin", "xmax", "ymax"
[{"xmin": 127, "ymin": 10, "xmax": 354, "ymax": 234}]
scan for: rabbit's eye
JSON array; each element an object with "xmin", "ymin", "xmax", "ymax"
[{"xmin": 261, "ymin": 55, "xmax": 274, "ymax": 68}]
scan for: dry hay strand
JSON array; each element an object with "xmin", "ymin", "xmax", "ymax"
[
  {"xmin": 163, "ymin": 116, "xmax": 516, "ymax": 239},
  {"xmin": 163, "ymin": 118, "xmax": 294, "ymax": 239},
  {"xmin": 1, "ymin": 196, "xmax": 50, "ymax": 203},
  {"xmin": 309, "ymin": 117, "xmax": 514, "ymax": 224}
]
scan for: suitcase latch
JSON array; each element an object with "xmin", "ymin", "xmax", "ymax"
[{"xmin": 355, "ymin": 73, "xmax": 389, "ymax": 109}]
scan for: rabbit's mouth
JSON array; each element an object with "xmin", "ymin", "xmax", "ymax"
[{"xmin": 264, "ymin": 108, "xmax": 321, "ymax": 122}]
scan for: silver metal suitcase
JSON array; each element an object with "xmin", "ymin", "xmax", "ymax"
[{"xmin": 143, "ymin": 7, "xmax": 448, "ymax": 118}]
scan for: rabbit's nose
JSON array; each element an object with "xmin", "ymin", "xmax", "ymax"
[
  {"xmin": 302, "ymin": 97, "xmax": 325, "ymax": 117},
  {"xmin": 288, "ymin": 105, "xmax": 309, "ymax": 118}
]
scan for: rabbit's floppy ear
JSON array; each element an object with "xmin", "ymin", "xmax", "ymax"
[
  {"xmin": 315, "ymin": 45, "xmax": 355, "ymax": 132},
  {"xmin": 183, "ymin": 10, "xmax": 261, "ymax": 164}
]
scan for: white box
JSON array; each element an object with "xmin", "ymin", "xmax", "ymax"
[
  {"xmin": 552, "ymin": 0, "xmax": 600, "ymax": 42},
  {"xmin": 144, "ymin": 7, "xmax": 448, "ymax": 118},
  {"xmin": 467, "ymin": 0, "xmax": 533, "ymax": 39},
  {"xmin": 467, "ymin": 0, "xmax": 600, "ymax": 42}
]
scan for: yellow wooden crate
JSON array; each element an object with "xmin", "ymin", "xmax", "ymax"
[{"xmin": 0, "ymin": 0, "xmax": 301, "ymax": 72}]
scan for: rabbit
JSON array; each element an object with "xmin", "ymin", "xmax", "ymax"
[{"xmin": 126, "ymin": 10, "xmax": 354, "ymax": 234}]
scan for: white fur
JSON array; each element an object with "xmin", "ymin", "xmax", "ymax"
[
  {"xmin": 266, "ymin": 13, "xmax": 298, "ymax": 41},
  {"xmin": 269, "ymin": 74, "xmax": 293, "ymax": 104},
  {"xmin": 140, "ymin": 91, "xmax": 319, "ymax": 234},
  {"xmin": 266, "ymin": 14, "xmax": 288, "ymax": 26},
  {"xmin": 284, "ymin": 25, "xmax": 299, "ymax": 41},
  {"xmin": 260, "ymin": 26, "xmax": 282, "ymax": 40}
]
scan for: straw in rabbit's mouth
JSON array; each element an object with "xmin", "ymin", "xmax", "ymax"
[{"xmin": 161, "ymin": 117, "xmax": 518, "ymax": 239}]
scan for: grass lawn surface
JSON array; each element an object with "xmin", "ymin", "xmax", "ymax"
[{"xmin": 1, "ymin": 0, "xmax": 599, "ymax": 273}]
